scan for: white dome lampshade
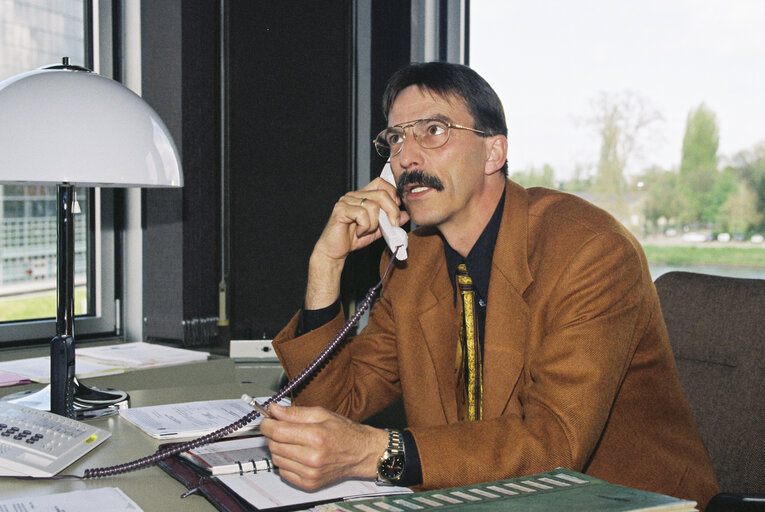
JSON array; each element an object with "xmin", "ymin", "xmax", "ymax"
[{"xmin": 0, "ymin": 61, "xmax": 183, "ymax": 187}]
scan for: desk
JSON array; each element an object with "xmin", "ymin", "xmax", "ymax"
[{"xmin": 0, "ymin": 349, "xmax": 285, "ymax": 511}]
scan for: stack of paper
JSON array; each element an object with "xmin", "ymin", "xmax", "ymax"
[
  {"xmin": 0, "ymin": 487, "xmax": 143, "ymax": 512},
  {"xmin": 119, "ymin": 397, "xmax": 290, "ymax": 439},
  {"xmin": 76, "ymin": 341, "xmax": 209, "ymax": 369},
  {"xmin": 0, "ymin": 342, "xmax": 209, "ymax": 384},
  {"xmin": 0, "ymin": 356, "xmax": 124, "ymax": 383}
]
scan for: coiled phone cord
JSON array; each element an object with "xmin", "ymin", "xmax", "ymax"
[{"xmin": 81, "ymin": 248, "xmax": 400, "ymax": 478}]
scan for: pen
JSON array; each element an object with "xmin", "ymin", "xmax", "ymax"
[{"xmin": 241, "ymin": 394, "xmax": 271, "ymax": 418}]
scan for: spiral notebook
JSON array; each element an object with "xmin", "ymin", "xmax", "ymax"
[{"xmin": 180, "ymin": 436, "xmax": 274, "ymax": 476}]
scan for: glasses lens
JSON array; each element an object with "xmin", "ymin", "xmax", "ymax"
[
  {"xmin": 374, "ymin": 127, "xmax": 405, "ymax": 157},
  {"xmin": 374, "ymin": 138, "xmax": 390, "ymax": 158},
  {"xmin": 414, "ymin": 119, "xmax": 449, "ymax": 149}
]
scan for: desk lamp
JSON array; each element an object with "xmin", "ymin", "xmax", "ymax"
[{"xmin": 0, "ymin": 58, "xmax": 183, "ymax": 418}]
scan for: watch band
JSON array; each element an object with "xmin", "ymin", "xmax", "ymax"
[{"xmin": 376, "ymin": 428, "xmax": 406, "ymax": 485}]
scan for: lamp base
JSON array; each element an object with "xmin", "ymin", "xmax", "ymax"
[
  {"xmin": 1, "ymin": 382, "xmax": 129, "ymax": 420},
  {"xmin": 72, "ymin": 379, "xmax": 130, "ymax": 419}
]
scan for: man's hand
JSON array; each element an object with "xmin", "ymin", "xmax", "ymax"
[
  {"xmin": 304, "ymin": 177, "xmax": 409, "ymax": 310},
  {"xmin": 259, "ymin": 403, "xmax": 389, "ymax": 491}
]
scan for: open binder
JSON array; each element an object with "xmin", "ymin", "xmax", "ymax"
[
  {"xmin": 158, "ymin": 440, "xmax": 410, "ymax": 512},
  {"xmin": 159, "ymin": 453, "xmax": 265, "ymax": 512}
]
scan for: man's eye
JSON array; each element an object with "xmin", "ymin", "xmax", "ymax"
[
  {"xmin": 425, "ymin": 122, "xmax": 446, "ymax": 136},
  {"xmin": 386, "ymin": 131, "xmax": 404, "ymax": 145}
]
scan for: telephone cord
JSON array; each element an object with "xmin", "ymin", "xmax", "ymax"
[{"xmin": 80, "ymin": 248, "xmax": 400, "ymax": 478}]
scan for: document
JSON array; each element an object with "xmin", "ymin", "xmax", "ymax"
[
  {"xmin": 77, "ymin": 341, "xmax": 209, "ymax": 368},
  {"xmin": 0, "ymin": 342, "xmax": 208, "ymax": 384},
  {"xmin": 0, "ymin": 487, "xmax": 143, "ymax": 512},
  {"xmin": 0, "ymin": 356, "xmax": 124, "ymax": 383},
  {"xmin": 120, "ymin": 397, "xmax": 289, "ymax": 439},
  {"xmin": 216, "ymin": 469, "xmax": 410, "ymax": 511}
]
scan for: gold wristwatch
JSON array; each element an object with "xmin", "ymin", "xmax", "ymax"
[{"xmin": 376, "ymin": 429, "xmax": 405, "ymax": 485}]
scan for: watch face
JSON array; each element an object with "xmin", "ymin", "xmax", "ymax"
[{"xmin": 379, "ymin": 453, "xmax": 405, "ymax": 480}]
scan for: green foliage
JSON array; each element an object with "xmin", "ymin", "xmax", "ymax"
[
  {"xmin": 559, "ymin": 99, "xmax": 765, "ymax": 238},
  {"xmin": 705, "ymin": 169, "xmax": 738, "ymax": 225},
  {"xmin": 560, "ymin": 164, "xmax": 594, "ymax": 192},
  {"xmin": 639, "ymin": 166, "xmax": 686, "ymax": 230},
  {"xmin": 511, "ymin": 164, "xmax": 556, "ymax": 188},
  {"xmin": 726, "ymin": 142, "xmax": 765, "ymax": 231},
  {"xmin": 681, "ymin": 103, "xmax": 719, "ymax": 174},
  {"xmin": 718, "ymin": 181, "xmax": 763, "ymax": 235},
  {"xmin": 679, "ymin": 104, "xmax": 721, "ymax": 222}
]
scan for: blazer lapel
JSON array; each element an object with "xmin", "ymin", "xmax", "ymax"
[
  {"xmin": 417, "ymin": 257, "xmax": 461, "ymax": 424},
  {"xmin": 482, "ymin": 181, "xmax": 534, "ymax": 419}
]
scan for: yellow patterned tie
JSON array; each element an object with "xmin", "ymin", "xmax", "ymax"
[{"xmin": 456, "ymin": 263, "xmax": 482, "ymax": 421}]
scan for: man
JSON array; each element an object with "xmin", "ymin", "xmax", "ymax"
[{"xmin": 260, "ymin": 62, "xmax": 718, "ymax": 509}]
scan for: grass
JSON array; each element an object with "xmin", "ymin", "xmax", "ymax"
[
  {"xmin": 0, "ymin": 289, "xmax": 88, "ymax": 323},
  {"xmin": 642, "ymin": 245, "xmax": 765, "ymax": 268}
]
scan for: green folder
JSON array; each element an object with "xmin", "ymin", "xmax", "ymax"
[{"xmin": 319, "ymin": 468, "xmax": 696, "ymax": 512}]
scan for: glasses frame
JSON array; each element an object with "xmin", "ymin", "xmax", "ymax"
[{"xmin": 373, "ymin": 118, "xmax": 487, "ymax": 158}]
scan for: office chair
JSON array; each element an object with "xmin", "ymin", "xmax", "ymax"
[{"xmin": 654, "ymin": 271, "xmax": 765, "ymax": 511}]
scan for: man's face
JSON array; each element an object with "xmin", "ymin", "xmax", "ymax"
[{"xmin": 387, "ymin": 86, "xmax": 492, "ymax": 232}]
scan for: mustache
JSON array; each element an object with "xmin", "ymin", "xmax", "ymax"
[{"xmin": 396, "ymin": 169, "xmax": 445, "ymax": 197}]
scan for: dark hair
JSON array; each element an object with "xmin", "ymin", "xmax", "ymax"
[{"xmin": 382, "ymin": 62, "xmax": 508, "ymax": 175}]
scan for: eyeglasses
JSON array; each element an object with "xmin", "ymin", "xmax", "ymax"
[{"xmin": 373, "ymin": 118, "xmax": 487, "ymax": 158}]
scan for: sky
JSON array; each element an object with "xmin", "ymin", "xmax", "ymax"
[{"xmin": 469, "ymin": 0, "xmax": 765, "ymax": 181}]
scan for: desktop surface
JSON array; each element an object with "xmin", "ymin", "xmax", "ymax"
[{"xmin": 0, "ymin": 349, "xmax": 285, "ymax": 512}]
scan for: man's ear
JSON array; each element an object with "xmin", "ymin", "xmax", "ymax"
[{"xmin": 484, "ymin": 135, "xmax": 508, "ymax": 175}]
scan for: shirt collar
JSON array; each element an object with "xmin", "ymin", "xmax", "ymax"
[{"xmin": 444, "ymin": 189, "xmax": 506, "ymax": 302}]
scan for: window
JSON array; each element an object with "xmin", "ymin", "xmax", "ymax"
[
  {"xmin": 0, "ymin": 2, "xmax": 116, "ymax": 343},
  {"xmin": 470, "ymin": 0, "xmax": 765, "ymax": 280}
]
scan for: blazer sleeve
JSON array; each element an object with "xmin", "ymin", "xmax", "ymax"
[{"xmin": 272, "ymin": 282, "xmax": 403, "ymax": 421}]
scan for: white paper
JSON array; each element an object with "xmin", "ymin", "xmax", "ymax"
[
  {"xmin": 0, "ymin": 356, "xmax": 125, "ymax": 383},
  {"xmin": 0, "ymin": 487, "xmax": 143, "ymax": 512},
  {"xmin": 217, "ymin": 470, "xmax": 410, "ymax": 510},
  {"xmin": 0, "ymin": 342, "xmax": 208, "ymax": 384},
  {"xmin": 77, "ymin": 341, "xmax": 209, "ymax": 368},
  {"xmin": 119, "ymin": 397, "xmax": 288, "ymax": 439}
]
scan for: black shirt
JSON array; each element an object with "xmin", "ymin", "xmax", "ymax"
[{"xmin": 444, "ymin": 190, "xmax": 506, "ymax": 353}]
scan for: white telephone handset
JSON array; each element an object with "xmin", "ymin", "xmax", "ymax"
[{"xmin": 378, "ymin": 163, "xmax": 408, "ymax": 260}]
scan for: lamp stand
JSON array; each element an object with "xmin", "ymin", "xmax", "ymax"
[{"xmin": 50, "ymin": 184, "xmax": 129, "ymax": 419}]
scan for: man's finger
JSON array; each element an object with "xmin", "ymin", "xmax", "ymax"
[{"xmin": 268, "ymin": 403, "xmax": 332, "ymax": 423}]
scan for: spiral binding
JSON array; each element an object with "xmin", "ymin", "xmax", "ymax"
[{"xmin": 81, "ymin": 248, "xmax": 401, "ymax": 478}]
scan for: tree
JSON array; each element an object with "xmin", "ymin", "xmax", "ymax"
[
  {"xmin": 718, "ymin": 180, "xmax": 762, "ymax": 235},
  {"xmin": 588, "ymin": 91, "xmax": 662, "ymax": 219},
  {"xmin": 727, "ymin": 142, "xmax": 765, "ymax": 231},
  {"xmin": 639, "ymin": 166, "xmax": 685, "ymax": 232},
  {"xmin": 679, "ymin": 104, "xmax": 720, "ymax": 224}
]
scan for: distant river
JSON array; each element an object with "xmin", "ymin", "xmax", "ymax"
[{"xmin": 649, "ymin": 264, "xmax": 765, "ymax": 281}]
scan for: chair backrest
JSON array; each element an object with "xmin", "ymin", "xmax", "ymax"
[{"xmin": 654, "ymin": 271, "xmax": 765, "ymax": 494}]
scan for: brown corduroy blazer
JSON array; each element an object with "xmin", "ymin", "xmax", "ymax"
[{"xmin": 274, "ymin": 180, "xmax": 719, "ymax": 510}]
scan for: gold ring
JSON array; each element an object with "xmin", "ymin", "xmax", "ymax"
[{"xmin": 359, "ymin": 198, "xmax": 367, "ymax": 206}]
